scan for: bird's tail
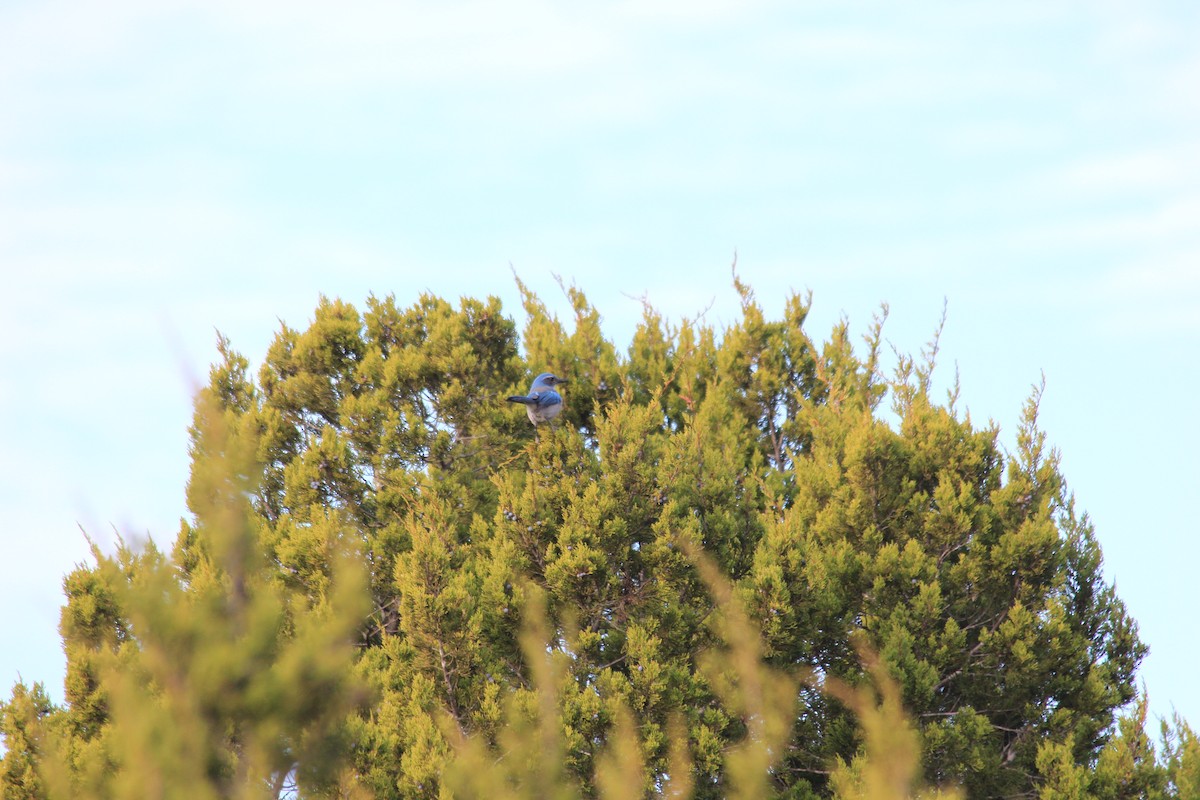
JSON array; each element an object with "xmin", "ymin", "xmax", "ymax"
[{"xmin": 506, "ymin": 395, "xmax": 535, "ymax": 404}]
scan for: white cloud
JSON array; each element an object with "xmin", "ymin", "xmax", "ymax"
[
  {"xmin": 1009, "ymin": 195, "xmax": 1200, "ymax": 250},
  {"xmin": 182, "ymin": 1, "xmax": 621, "ymax": 89},
  {"xmin": 1038, "ymin": 146, "xmax": 1200, "ymax": 194},
  {"xmin": 938, "ymin": 119, "xmax": 1068, "ymax": 157},
  {"xmin": 1, "ymin": 0, "xmax": 1199, "ymax": 726},
  {"xmin": 1090, "ymin": 250, "xmax": 1200, "ymax": 335}
]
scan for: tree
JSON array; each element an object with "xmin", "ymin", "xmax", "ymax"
[
  {"xmin": 8, "ymin": 388, "xmax": 370, "ymax": 800},
  {"xmin": 0, "ymin": 681, "xmax": 56, "ymax": 800},
  {"xmin": 0, "ymin": 278, "xmax": 1176, "ymax": 798}
]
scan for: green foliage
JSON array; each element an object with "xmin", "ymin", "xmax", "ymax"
[
  {"xmin": 1162, "ymin": 715, "xmax": 1200, "ymax": 798},
  {"xmin": 9, "ymin": 393, "xmax": 370, "ymax": 800},
  {"xmin": 1033, "ymin": 693, "xmax": 1200, "ymax": 800},
  {"xmin": 0, "ymin": 682, "xmax": 56, "ymax": 800},
  {"xmin": 0, "ymin": 279, "xmax": 1182, "ymax": 799}
]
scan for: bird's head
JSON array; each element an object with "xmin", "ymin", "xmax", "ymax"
[{"xmin": 532, "ymin": 372, "xmax": 567, "ymax": 389}]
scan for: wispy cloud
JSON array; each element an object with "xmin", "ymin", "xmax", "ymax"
[
  {"xmin": 1, "ymin": 0, "xmax": 1199, "ymax": 721},
  {"xmin": 1034, "ymin": 146, "xmax": 1200, "ymax": 195},
  {"xmin": 1090, "ymin": 250, "xmax": 1200, "ymax": 335}
]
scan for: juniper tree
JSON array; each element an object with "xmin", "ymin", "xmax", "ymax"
[{"xmin": 2, "ymin": 279, "xmax": 1190, "ymax": 799}]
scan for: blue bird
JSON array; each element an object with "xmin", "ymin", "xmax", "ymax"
[{"xmin": 507, "ymin": 372, "xmax": 567, "ymax": 426}]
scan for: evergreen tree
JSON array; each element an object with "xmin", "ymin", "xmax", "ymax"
[
  {"xmin": 0, "ymin": 682, "xmax": 56, "ymax": 800},
  {"xmin": 1, "ymin": 279, "xmax": 1185, "ymax": 799}
]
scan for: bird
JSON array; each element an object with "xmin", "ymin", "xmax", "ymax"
[{"xmin": 507, "ymin": 372, "xmax": 567, "ymax": 426}]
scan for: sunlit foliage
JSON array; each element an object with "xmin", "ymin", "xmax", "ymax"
[{"xmin": 2, "ymin": 278, "xmax": 1190, "ymax": 799}]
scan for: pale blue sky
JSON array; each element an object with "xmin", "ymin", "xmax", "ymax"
[{"xmin": 2, "ymin": 1, "xmax": 1197, "ymax": 730}]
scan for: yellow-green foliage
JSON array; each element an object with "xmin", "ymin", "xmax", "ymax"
[
  {"xmin": 1, "ymin": 280, "xmax": 1190, "ymax": 799},
  {"xmin": 441, "ymin": 556, "xmax": 957, "ymax": 800},
  {"xmin": 824, "ymin": 647, "xmax": 960, "ymax": 800},
  {"xmin": 15, "ymin": 394, "xmax": 371, "ymax": 800}
]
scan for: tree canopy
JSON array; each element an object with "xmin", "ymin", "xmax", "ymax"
[{"xmin": 3, "ymin": 277, "xmax": 1196, "ymax": 799}]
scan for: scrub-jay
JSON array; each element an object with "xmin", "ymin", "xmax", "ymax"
[{"xmin": 507, "ymin": 372, "xmax": 567, "ymax": 425}]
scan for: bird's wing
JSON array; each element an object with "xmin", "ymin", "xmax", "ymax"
[{"xmin": 534, "ymin": 390, "xmax": 563, "ymax": 407}]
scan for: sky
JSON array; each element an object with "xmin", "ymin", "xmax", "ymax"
[{"xmin": 2, "ymin": 1, "xmax": 1198, "ymax": 730}]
